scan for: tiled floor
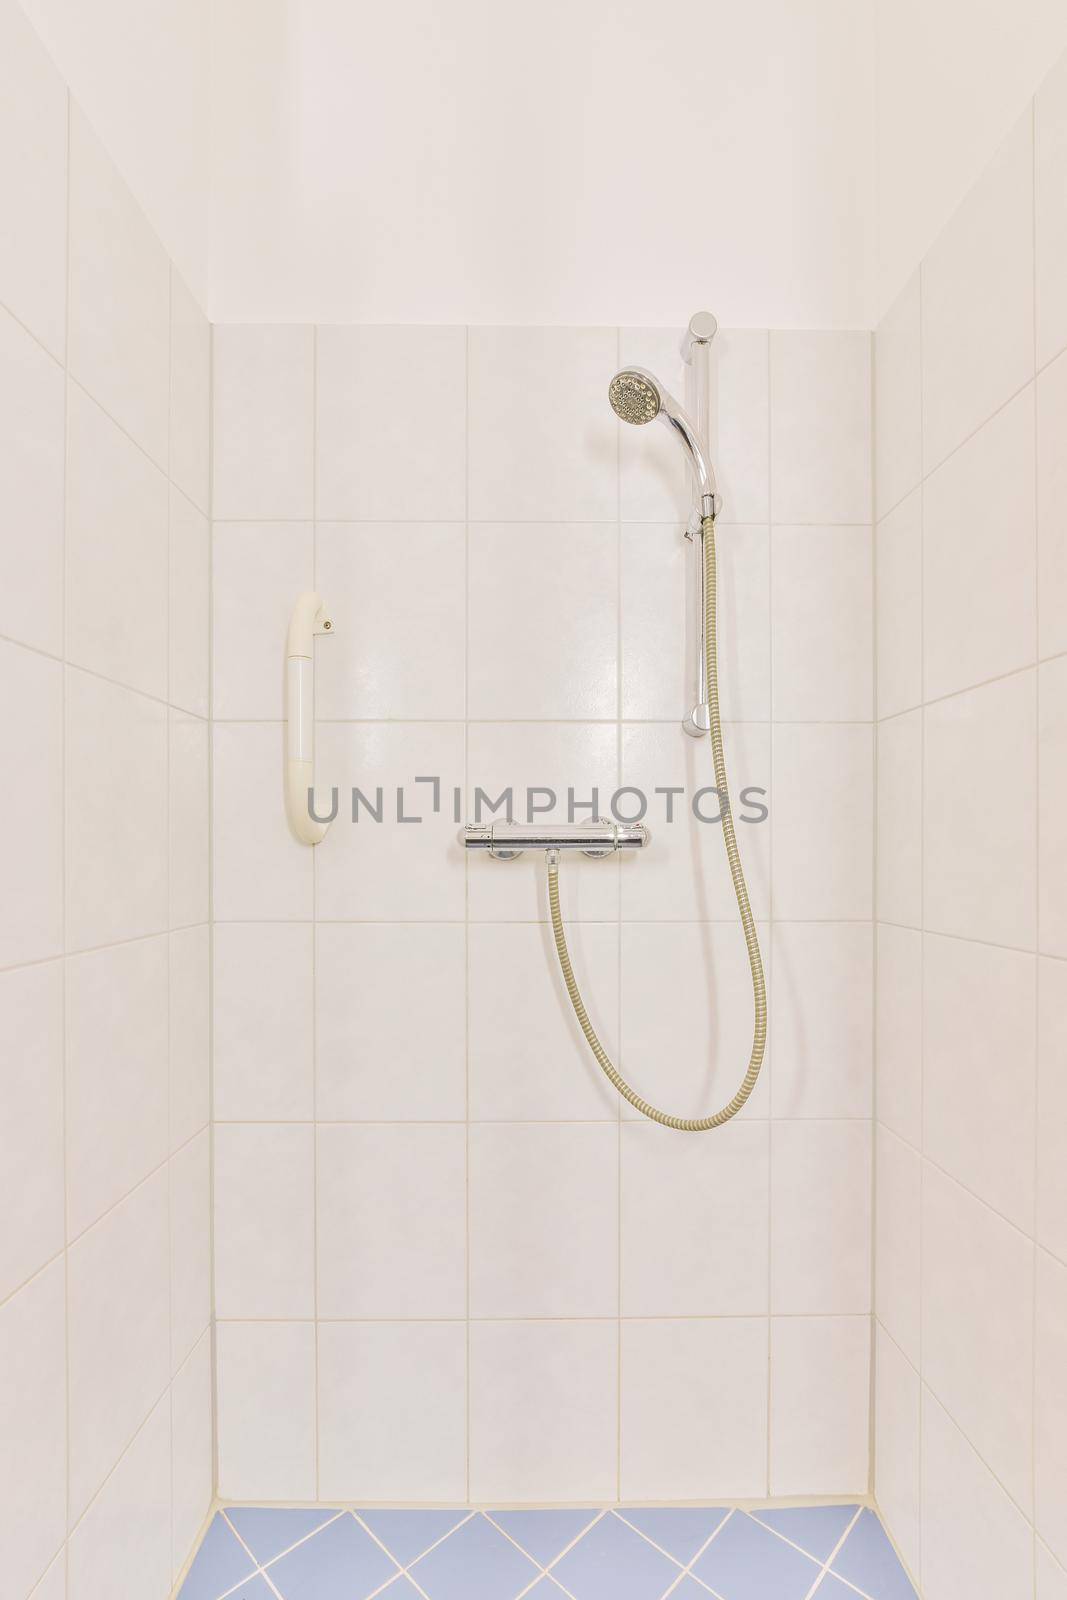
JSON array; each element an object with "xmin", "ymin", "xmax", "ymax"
[{"xmin": 177, "ymin": 1503, "xmax": 918, "ymax": 1600}]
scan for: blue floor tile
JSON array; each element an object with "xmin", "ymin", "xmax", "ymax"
[
  {"xmin": 226, "ymin": 1508, "xmax": 339, "ymax": 1566},
  {"xmin": 832, "ymin": 1510, "xmax": 917, "ymax": 1600},
  {"xmin": 357, "ymin": 1510, "xmax": 470, "ymax": 1567},
  {"xmin": 813, "ymin": 1577, "xmax": 861, "ymax": 1598},
  {"xmin": 617, "ymin": 1508, "xmax": 730, "ymax": 1565},
  {"xmin": 670, "ymin": 1582, "xmax": 716, "ymax": 1600},
  {"xmin": 378, "ymin": 1581, "xmax": 426, "ymax": 1599},
  {"xmin": 223, "ymin": 1581, "xmax": 276, "ymax": 1600},
  {"xmin": 551, "ymin": 1513, "xmax": 681, "ymax": 1600},
  {"xmin": 523, "ymin": 1583, "xmax": 572, "ymax": 1598},
  {"xmin": 490, "ymin": 1509, "xmax": 599, "ymax": 1566},
  {"xmin": 268, "ymin": 1512, "xmax": 399, "ymax": 1600},
  {"xmin": 750, "ymin": 1506, "xmax": 860, "ymax": 1563},
  {"xmin": 410, "ymin": 1513, "xmax": 539, "ymax": 1600},
  {"xmin": 692, "ymin": 1513, "xmax": 822, "ymax": 1600},
  {"xmin": 178, "ymin": 1514, "xmax": 255, "ymax": 1600}
]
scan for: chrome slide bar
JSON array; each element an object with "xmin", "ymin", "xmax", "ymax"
[{"xmin": 461, "ymin": 821, "xmax": 650, "ymax": 860}]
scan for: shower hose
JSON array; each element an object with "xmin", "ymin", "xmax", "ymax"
[{"xmin": 547, "ymin": 513, "xmax": 767, "ymax": 1131}]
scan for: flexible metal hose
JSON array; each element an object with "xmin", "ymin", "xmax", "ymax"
[{"xmin": 547, "ymin": 514, "xmax": 767, "ymax": 1130}]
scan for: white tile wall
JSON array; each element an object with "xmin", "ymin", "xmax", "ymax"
[
  {"xmin": 211, "ymin": 315, "xmax": 873, "ymax": 1504},
  {"xmin": 873, "ymin": 78, "xmax": 1067, "ymax": 1586},
  {"xmin": 0, "ymin": 22, "xmax": 213, "ymax": 1588}
]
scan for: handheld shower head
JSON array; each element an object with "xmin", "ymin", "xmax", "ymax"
[{"xmin": 608, "ymin": 365, "xmax": 719, "ymax": 514}]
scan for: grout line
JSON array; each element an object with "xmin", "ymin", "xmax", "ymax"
[
  {"xmin": 765, "ymin": 324, "xmax": 775, "ymax": 1496},
  {"xmin": 61, "ymin": 82, "xmax": 72, "ymax": 1600},
  {"xmin": 463, "ymin": 320, "xmax": 472, "ymax": 1503},
  {"xmin": 311, "ymin": 322, "xmax": 321, "ymax": 1500},
  {"xmin": 1031, "ymin": 102, "xmax": 1041, "ymax": 1600}
]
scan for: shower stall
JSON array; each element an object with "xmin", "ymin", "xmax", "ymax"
[{"xmin": 2, "ymin": 3, "xmax": 1066, "ymax": 1599}]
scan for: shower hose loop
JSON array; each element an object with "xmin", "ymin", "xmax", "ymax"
[{"xmin": 547, "ymin": 514, "xmax": 768, "ymax": 1131}]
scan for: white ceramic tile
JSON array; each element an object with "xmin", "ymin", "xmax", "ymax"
[
  {"xmin": 772, "ymin": 723, "xmax": 874, "ymax": 921},
  {"xmin": 316, "ymin": 522, "xmax": 466, "ymax": 718},
  {"xmin": 466, "ymin": 720, "xmax": 619, "ymax": 923},
  {"xmin": 621, "ymin": 522, "xmax": 770, "ymax": 723},
  {"xmin": 469, "ymin": 921, "xmax": 618, "ymax": 1120},
  {"xmin": 716, "ymin": 328, "xmax": 772, "ymax": 524},
  {"xmin": 66, "ymin": 936, "xmax": 169, "ymax": 1237},
  {"xmin": 214, "ymin": 923, "xmax": 314, "ymax": 1120},
  {"xmin": 213, "ymin": 324, "xmax": 313, "ymax": 519},
  {"xmin": 170, "ymin": 1132, "xmax": 211, "ymax": 1372},
  {"xmin": 67, "ymin": 1171, "xmax": 170, "ymax": 1521},
  {"xmin": 874, "ymin": 1325, "xmax": 921, "ymax": 1580},
  {"xmin": 876, "ymin": 489, "xmax": 923, "ymax": 720},
  {"xmin": 875, "ymin": 1125, "xmax": 921, "ymax": 1363},
  {"xmin": 169, "ymin": 271, "xmax": 210, "ymax": 514},
  {"xmin": 469, "ymin": 327, "xmax": 617, "ymax": 521},
  {"xmin": 317, "ymin": 1124, "xmax": 465, "ymax": 1318},
  {"xmin": 68, "ymin": 106, "xmax": 170, "ymax": 467},
  {"xmin": 877, "ymin": 710, "xmax": 922, "ymax": 928},
  {"xmin": 316, "ymin": 324, "xmax": 466, "ymax": 519},
  {"xmin": 0, "ymin": 0, "xmax": 67, "ymax": 356},
  {"xmin": 216, "ymin": 1321, "xmax": 316, "ymax": 1502},
  {"xmin": 619, "ymin": 721, "xmax": 771, "ymax": 922},
  {"xmin": 66, "ymin": 669, "xmax": 168, "ymax": 951},
  {"xmin": 314, "ymin": 722, "xmax": 465, "ymax": 920},
  {"xmin": 469, "ymin": 1123, "xmax": 617, "ymax": 1317},
  {"xmin": 1041, "ymin": 657, "xmax": 1067, "ymax": 957},
  {"xmin": 0, "ymin": 641, "xmax": 62, "ymax": 966},
  {"xmin": 212, "ymin": 722, "xmax": 313, "ymax": 921},
  {"xmin": 214, "ymin": 1123, "xmax": 314, "ymax": 1319},
  {"xmin": 923, "ymin": 933, "xmax": 1036, "ymax": 1230},
  {"xmin": 771, "ymin": 922, "xmax": 872, "ymax": 1118},
  {"xmin": 170, "ymin": 710, "xmax": 209, "ymax": 930},
  {"xmin": 1037, "ymin": 348, "xmax": 1067, "ymax": 660},
  {"xmin": 65, "ymin": 381, "xmax": 169, "ymax": 698},
  {"xmin": 617, "ymin": 327, "xmax": 689, "ymax": 522},
  {"xmin": 620, "ymin": 1318, "xmax": 768, "ymax": 1500},
  {"xmin": 922, "ymin": 1164, "xmax": 1034, "ymax": 1513},
  {"xmin": 169, "ymin": 489, "xmax": 209, "ymax": 718},
  {"xmin": 770, "ymin": 1315, "xmax": 869, "ymax": 1496},
  {"xmin": 1037, "ymin": 49, "xmax": 1067, "ymax": 369},
  {"xmin": 875, "ymin": 271, "xmax": 922, "ymax": 519},
  {"xmin": 772, "ymin": 526, "xmax": 872, "ymax": 720},
  {"xmin": 621, "ymin": 1120, "xmax": 768, "ymax": 1315},
  {"xmin": 316, "ymin": 922, "xmax": 466, "ymax": 1120},
  {"xmin": 169, "ymin": 926, "xmax": 210, "ymax": 1151},
  {"xmin": 1036, "ymin": 1248, "xmax": 1067, "ymax": 1569},
  {"xmin": 68, "ymin": 1394, "xmax": 171, "ymax": 1600},
  {"xmin": 0, "ymin": 962, "xmax": 63, "ymax": 1301},
  {"xmin": 29, "ymin": 1552, "xmax": 65, "ymax": 1600},
  {"xmin": 1038, "ymin": 1545, "xmax": 1067, "ymax": 1600},
  {"xmin": 922, "ymin": 1389, "xmax": 1034, "ymax": 1600},
  {"xmin": 771, "ymin": 1120, "xmax": 871, "ymax": 1314},
  {"xmin": 0, "ymin": 1261, "xmax": 66, "ymax": 1600},
  {"xmin": 1038, "ymin": 957, "xmax": 1067, "ymax": 1264},
  {"xmin": 770, "ymin": 332, "xmax": 871, "ymax": 524},
  {"xmin": 170, "ymin": 1333, "xmax": 213, "ymax": 1582},
  {"xmin": 470, "ymin": 1320, "xmax": 618, "ymax": 1503},
  {"xmin": 620, "ymin": 920, "xmax": 771, "ymax": 1123},
  {"xmin": 318, "ymin": 1322, "xmax": 467, "ymax": 1502},
  {"xmin": 922, "ymin": 109, "xmax": 1035, "ymax": 474},
  {"xmin": 0, "ymin": 306, "xmax": 64, "ymax": 654},
  {"xmin": 923, "ymin": 387, "xmax": 1036, "ymax": 702},
  {"xmin": 212, "ymin": 522, "xmax": 314, "ymax": 719},
  {"xmin": 924, "ymin": 672, "xmax": 1037, "ymax": 950},
  {"xmin": 875, "ymin": 923, "xmax": 923, "ymax": 1148},
  {"xmin": 468, "ymin": 522, "xmax": 617, "ymax": 719}
]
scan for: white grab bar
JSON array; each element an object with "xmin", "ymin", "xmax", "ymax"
[{"xmin": 285, "ymin": 592, "xmax": 333, "ymax": 845}]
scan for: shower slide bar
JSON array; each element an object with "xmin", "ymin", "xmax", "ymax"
[{"xmin": 462, "ymin": 820, "xmax": 650, "ymax": 860}]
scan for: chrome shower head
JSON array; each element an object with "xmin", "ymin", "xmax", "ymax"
[
  {"xmin": 608, "ymin": 364, "xmax": 719, "ymax": 513},
  {"xmin": 608, "ymin": 369, "xmax": 661, "ymax": 425}
]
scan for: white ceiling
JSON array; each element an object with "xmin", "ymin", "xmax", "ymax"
[{"xmin": 16, "ymin": 0, "xmax": 1067, "ymax": 326}]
